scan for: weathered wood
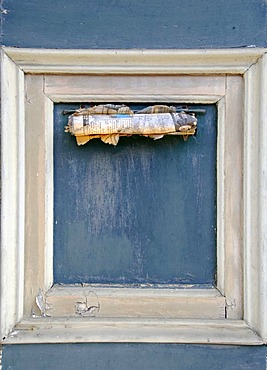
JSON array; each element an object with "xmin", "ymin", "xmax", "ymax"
[
  {"xmin": 47, "ymin": 94, "xmax": 222, "ymax": 104},
  {"xmin": 44, "ymin": 75, "xmax": 226, "ymax": 98},
  {"xmin": 4, "ymin": 48, "xmax": 266, "ymax": 74},
  {"xmin": 0, "ymin": 51, "xmax": 25, "ymax": 339},
  {"xmin": 223, "ymin": 76, "xmax": 244, "ymax": 319},
  {"xmin": 24, "ymin": 75, "xmax": 54, "ymax": 316},
  {"xmin": 244, "ymin": 53, "xmax": 267, "ymax": 342},
  {"xmin": 216, "ymin": 97, "xmax": 226, "ymax": 295},
  {"xmin": 1, "ymin": 47, "xmax": 267, "ymax": 345},
  {"xmin": 6, "ymin": 318, "xmax": 263, "ymax": 345},
  {"xmin": 46, "ymin": 286, "xmax": 225, "ymax": 319}
]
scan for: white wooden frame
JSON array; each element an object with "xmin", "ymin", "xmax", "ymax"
[
  {"xmin": 26, "ymin": 73, "xmax": 240, "ymax": 322},
  {"xmin": 1, "ymin": 48, "xmax": 266, "ymax": 345}
]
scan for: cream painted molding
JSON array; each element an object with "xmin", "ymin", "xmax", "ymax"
[
  {"xmin": 0, "ymin": 47, "xmax": 266, "ymax": 345},
  {"xmin": 3, "ymin": 47, "xmax": 267, "ymax": 74}
]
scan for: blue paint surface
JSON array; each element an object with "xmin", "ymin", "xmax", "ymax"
[
  {"xmin": 1, "ymin": 0, "xmax": 266, "ymax": 48},
  {"xmin": 1, "ymin": 1, "xmax": 266, "ymax": 366},
  {"xmin": 2, "ymin": 344, "xmax": 266, "ymax": 370},
  {"xmin": 53, "ymin": 104, "xmax": 216, "ymax": 285}
]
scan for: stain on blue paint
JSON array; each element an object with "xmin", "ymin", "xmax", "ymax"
[{"xmin": 53, "ymin": 104, "xmax": 217, "ymax": 285}]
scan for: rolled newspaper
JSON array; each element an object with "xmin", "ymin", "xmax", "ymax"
[{"xmin": 65, "ymin": 105, "xmax": 197, "ymax": 146}]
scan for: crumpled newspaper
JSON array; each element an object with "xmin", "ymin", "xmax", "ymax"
[{"xmin": 65, "ymin": 104, "xmax": 197, "ymax": 146}]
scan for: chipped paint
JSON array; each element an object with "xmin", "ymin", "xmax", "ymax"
[
  {"xmin": 75, "ymin": 290, "xmax": 100, "ymax": 317},
  {"xmin": 35, "ymin": 289, "xmax": 52, "ymax": 317}
]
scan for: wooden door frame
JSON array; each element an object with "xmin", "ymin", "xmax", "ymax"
[{"xmin": 1, "ymin": 47, "xmax": 266, "ymax": 345}]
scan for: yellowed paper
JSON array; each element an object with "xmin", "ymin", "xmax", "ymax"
[{"xmin": 66, "ymin": 105, "xmax": 197, "ymax": 146}]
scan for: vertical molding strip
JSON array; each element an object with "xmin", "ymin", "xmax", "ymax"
[
  {"xmin": 244, "ymin": 52, "xmax": 267, "ymax": 342},
  {"xmin": 0, "ymin": 52, "xmax": 25, "ymax": 337},
  {"xmin": 258, "ymin": 53, "xmax": 267, "ymax": 342},
  {"xmin": 223, "ymin": 76, "xmax": 244, "ymax": 319},
  {"xmin": 24, "ymin": 75, "xmax": 54, "ymax": 315},
  {"xmin": 44, "ymin": 88, "xmax": 54, "ymax": 291},
  {"xmin": 243, "ymin": 62, "xmax": 259, "ymax": 328},
  {"xmin": 216, "ymin": 97, "xmax": 226, "ymax": 296}
]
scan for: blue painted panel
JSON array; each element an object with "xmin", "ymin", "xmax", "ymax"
[
  {"xmin": 2, "ymin": 344, "xmax": 266, "ymax": 370},
  {"xmin": 53, "ymin": 104, "xmax": 216, "ymax": 285},
  {"xmin": 2, "ymin": 0, "xmax": 266, "ymax": 48}
]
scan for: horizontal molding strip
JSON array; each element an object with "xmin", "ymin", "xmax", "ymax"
[
  {"xmin": 49, "ymin": 94, "xmax": 222, "ymax": 104},
  {"xmin": 5, "ymin": 318, "xmax": 263, "ymax": 345},
  {"xmin": 4, "ymin": 47, "xmax": 266, "ymax": 74},
  {"xmin": 45, "ymin": 286, "xmax": 226, "ymax": 319}
]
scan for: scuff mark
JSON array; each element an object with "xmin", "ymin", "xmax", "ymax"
[
  {"xmin": 35, "ymin": 289, "xmax": 52, "ymax": 317},
  {"xmin": 0, "ymin": 7, "xmax": 7, "ymax": 14},
  {"xmin": 8, "ymin": 330, "xmax": 19, "ymax": 338},
  {"xmin": 75, "ymin": 290, "xmax": 100, "ymax": 317},
  {"xmin": 226, "ymin": 299, "xmax": 236, "ymax": 311}
]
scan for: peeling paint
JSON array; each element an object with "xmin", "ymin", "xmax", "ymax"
[
  {"xmin": 8, "ymin": 330, "xmax": 19, "ymax": 338},
  {"xmin": 226, "ymin": 299, "xmax": 236, "ymax": 309},
  {"xmin": 225, "ymin": 298, "xmax": 236, "ymax": 316},
  {"xmin": 0, "ymin": 7, "xmax": 8, "ymax": 14},
  {"xmin": 75, "ymin": 290, "xmax": 100, "ymax": 317},
  {"xmin": 35, "ymin": 289, "xmax": 52, "ymax": 317}
]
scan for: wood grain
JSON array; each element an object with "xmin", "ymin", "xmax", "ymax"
[
  {"xmin": 44, "ymin": 75, "xmax": 226, "ymax": 98},
  {"xmin": 24, "ymin": 75, "xmax": 53, "ymax": 316},
  {"xmin": 0, "ymin": 52, "xmax": 25, "ymax": 338},
  {"xmin": 223, "ymin": 76, "xmax": 244, "ymax": 319},
  {"xmin": 243, "ymin": 53, "xmax": 267, "ymax": 342},
  {"xmin": 4, "ymin": 47, "xmax": 266, "ymax": 74},
  {"xmin": 2, "ymin": 47, "xmax": 266, "ymax": 346},
  {"xmin": 46, "ymin": 286, "xmax": 225, "ymax": 319},
  {"xmin": 6, "ymin": 318, "xmax": 263, "ymax": 345}
]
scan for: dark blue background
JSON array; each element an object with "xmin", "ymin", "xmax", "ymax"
[
  {"xmin": 1, "ymin": 0, "xmax": 266, "ymax": 48},
  {"xmin": 53, "ymin": 104, "xmax": 216, "ymax": 285},
  {"xmin": 2, "ymin": 343, "xmax": 266, "ymax": 370}
]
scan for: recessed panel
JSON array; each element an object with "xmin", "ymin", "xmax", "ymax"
[{"xmin": 53, "ymin": 104, "xmax": 217, "ymax": 285}]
